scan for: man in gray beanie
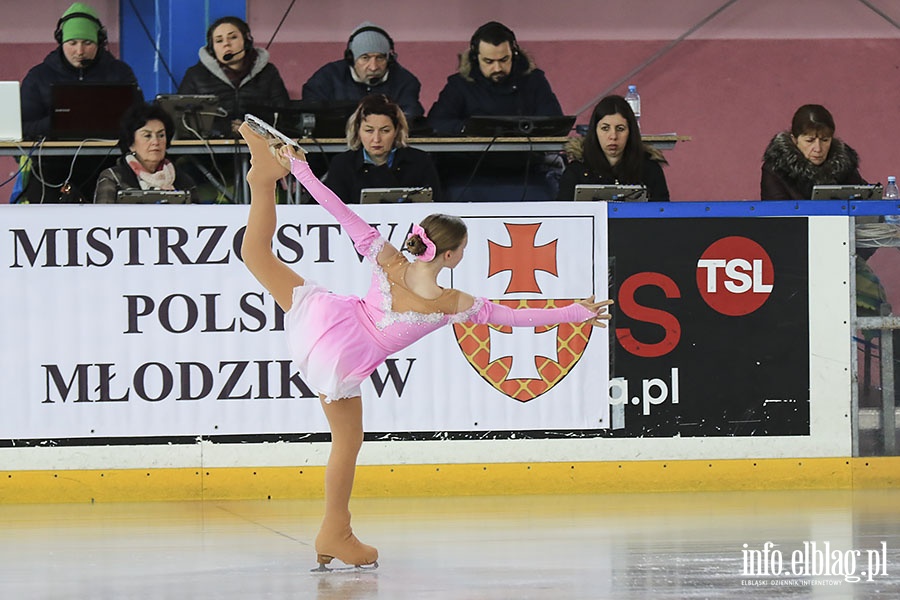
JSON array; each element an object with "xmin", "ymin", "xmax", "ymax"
[{"xmin": 302, "ymin": 22, "xmax": 424, "ymax": 121}]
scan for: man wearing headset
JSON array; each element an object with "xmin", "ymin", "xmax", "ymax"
[
  {"xmin": 20, "ymin": 2, "xmax": 137, "ymax": 141},
  {"xmin": 17, "ymin": 2, "xmax": 137, "ymax": 203},
  {"xmin": 427, "ymin": 21, "xmax": 562, "ymax": 135},
  {"xmin": 302, "ymin": 22, "xmax": 424, "ymax": 121}
]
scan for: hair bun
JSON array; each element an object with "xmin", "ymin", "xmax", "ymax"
[{"xmin": 405, "ymin": 234, "xmax": 425, "ymax": 256}]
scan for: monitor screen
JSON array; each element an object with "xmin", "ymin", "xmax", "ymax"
[
  {"xmin": 115, "ymin": 189, "xmax": 189, "ymax": 204},
  {"xmin": 810, "ymin": 185, "xmax": 883, "ymax": 200},
  {"xmin": 574, "ymin": 184, "xmax": 648, "ymax": 202},
  {"xmin": 247, "ymin": 101, "xmax": 359, "ymax": 139},
  {"xmin": 462, "ymin": 115, "xmax": 576, "ymax": 137},
  {"xmin": 360, "ymin": 187, "xmax": 433, "ymax": 204},
  {"xmin": 155, "ymin": 94, "xmax": 224, "ymax": 140}
]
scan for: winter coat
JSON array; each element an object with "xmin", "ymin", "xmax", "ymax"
[
  {"xmin": 301, "ymin": 59, "xmax": 424, "ymax": 120},
  {"xmin": 323, "ymin": 146, "xmax": 442, "ymax": 204},
  {"xmin": 177, "ymin": 47, "xmax": 290, "ymax": 134},
  {"xmin": 20, "ymin": 47, "xmax": 138, "ymax": 140},
  {"xmin": 426, "ymin": 48, "xmax": 563, "ymax": 134},
  {"xmin": 761, "ymin": 131, "xmax": 866, "ymax": 200},
  {"xmin": 94, "ymin": 155, "xmax": 198, "ymax": 203},
  {"xmin": 556, "ymin": 135, "xmax": 670, "ymax": 201}
]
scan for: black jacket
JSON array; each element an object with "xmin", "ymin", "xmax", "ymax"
[
  {"xmin": 427, "ymin": 48, "xmax": 562, "ymax": 134},
  {"xmin": 557, "ymin": 136, "xmax": 670, "ymax": 201},
  {"xmin": 302, "ymin": 59, "xmax": 424, "ymax": 120},
  {"xmin": 20, "ymin": 47, "xmax": 138, "ymax": 139},
  {"xmin": 323, "ymin": 147, "xmax": 442, "ymax": 204},
  {"xmin": 178, "ymin": 47, "xmax": 290, "ymax": 133},
  {"xmin": 94, "ymin": 155, "xmax": 198, "ymax": 203},
  {"xmin": 761, "ymin": 131, "xmax": 865, "ymax": 200}
]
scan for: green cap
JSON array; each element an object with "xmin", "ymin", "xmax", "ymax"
[{"xmin": 60, "ymin": 2, "xmax": 100, "ymax": 44}]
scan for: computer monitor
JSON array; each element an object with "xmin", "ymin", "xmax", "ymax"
[
  {"xmin": 49, "ymin": 83, "xmax": 141, "ymax": 140},
  {"xmin": 155, "ymin": 94, "xmax": 224, "ymax": 140},
  {"xmin": 462, "ymin": 115, "xmax": 576, "ymax": 137},
  {"xmin": 115, "ymin": 189, "xmax": 189, "ymax": 204},
  {"xmin": 574, "ymin": 184, "xmax": 648, "ymax": 202},
  {"xmin": 0, "ymin": 81, "xmax": 22, "ymax": 142},
  {"xmin": 811, "ymin": 184, "xmax": 883, "ymax": 200},
  {"xmin": 247, "ymin": 101, "xmax": 358, "ymax": 139},
  {"xmin": 360, "ymin": 187, "xmax": 433, "ymax": 204}
]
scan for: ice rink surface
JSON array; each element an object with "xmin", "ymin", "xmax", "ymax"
[{"xmin": 2, "ymin": 489, "xmax": 899, "ymax": 599}]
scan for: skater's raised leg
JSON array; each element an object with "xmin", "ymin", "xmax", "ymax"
[
  {"xmin": 239, "ymin": 122, "xmax": 304, "ymax": 312},
  {"xmin": 315, "ymin": 395, "xmax": 378, "ymax": 568}
]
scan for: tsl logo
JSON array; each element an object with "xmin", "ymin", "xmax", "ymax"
[{"xmin": 453, "ymin": 223, "xmax": 593, "ymax": 402}]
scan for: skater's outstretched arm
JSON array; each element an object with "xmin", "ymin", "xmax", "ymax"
[
  {"xmin": 280, "ymin": 148, "xmax": 388, "ymax": 263},
  {"xmin": 456, "ymin": 294, "xmax": 613, "ymax": 328},
  {"xmin": 239, "ymin": 122, "xmax": 304, "ymax": 312}
]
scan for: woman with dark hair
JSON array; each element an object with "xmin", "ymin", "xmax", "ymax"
[
  {"xmin": 94, "ymin": 102, "xmax": 197, "ymax": 203},
  {"xmin": 324, "ymin": 94, "xmax": 442, "ymax": 203},
  {"xmin": 237, "ymin": 120, "xmax": 612, "ymax": 570},
  {"xmin": 177, "ymin": 16, "xmax": 290, "ymax": 136},
  {"xmin": 761, "ymin": 104, "xmax": 867, "ymax": 200},
  {"xmin": 556, "ymin": 94, "xmax": 669, "ymax": 201}
]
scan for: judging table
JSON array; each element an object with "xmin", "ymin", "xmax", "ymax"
[
  {"xmin": 0, "ymin": 134, "xmax": 690, "ymax": 203},
  {"xmin": 0, "ymin": 134, "xmax": 689, "ymax": 156}
]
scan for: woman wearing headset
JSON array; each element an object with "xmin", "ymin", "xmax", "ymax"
[{"xmin": 178, "ymin": 16, "xmax": 290, "ymax": 136}]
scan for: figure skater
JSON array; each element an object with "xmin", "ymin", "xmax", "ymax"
[{"xmin": 238, "ymin": 121, "xmax": 613, "ymax": 571}]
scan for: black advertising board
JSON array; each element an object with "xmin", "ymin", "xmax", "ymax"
[{"xmin": 607, "ymin": 217, "xmax": 810, "ymax": 437}]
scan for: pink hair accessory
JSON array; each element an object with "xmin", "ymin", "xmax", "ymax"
[{"xmin": 410, "ymin": 224, "xmax": 437, "ymax": 262}]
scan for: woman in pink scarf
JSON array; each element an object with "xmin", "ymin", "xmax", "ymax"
[{"xmin": 94, "ymin": 102, "xmax": 197, "ymax": 203}]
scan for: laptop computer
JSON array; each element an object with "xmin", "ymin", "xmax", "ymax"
[
  {"xmin": 462, "ymin": 115, "xmax": 576, "ymax": 137},
  {"xmin": 360, "ymin": 187, "xmax": 433, "ymax": 204},
  {"xmin": 155, "ymin": 94, "xmax": 224, "ymax": 140},
  {"xmin": 115, "ymin": 189, "xmax": 189, "ymax": 204},
  {"xmin": 49, "ymin": 82, "xmax": 140, "ymax": 140},
  {"xmin": 0, "ymin": 81, "xmax": 22, "ymax": 141},
  {"xmin": 574, "ymin": 184, "xmax": 648, "ymax": 202},
  {"xmin": 811, "ymin": 184, "xmax": 883, "ymax": 200}
]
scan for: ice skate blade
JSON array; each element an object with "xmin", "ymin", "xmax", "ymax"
[{"xmin": 311, "ymin": 557, "xmax": 379, "ymax": 573}]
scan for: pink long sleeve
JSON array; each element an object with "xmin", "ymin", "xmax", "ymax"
[
  {"xmin": 289, "ymin": 157, "xmax": 380, "ymax": 257},
  {"xmin": 470, "ymin": 299, "xmax": 595, "ymax": 327}
]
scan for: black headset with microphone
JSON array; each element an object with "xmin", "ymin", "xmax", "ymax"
[
  {"xmin": 344, "ymin": 25, "xmax": 397, "ymax": 65},
  {"xmin": 205, "ymin": 16, "xmax": 253, "ymax": 60},
  {"xmin": 468, "ymin": 21, "xmax": 520, "ymax": 70},
  {"xmin": 54, "ymin": 11, "xmax": 108, "ymax": 48}
]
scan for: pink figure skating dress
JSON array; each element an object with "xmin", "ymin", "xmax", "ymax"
[{"xmin": 285, "ymin": 159, "xmax": 594, "ymax": 402}]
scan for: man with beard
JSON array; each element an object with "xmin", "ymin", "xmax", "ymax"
[
  {"xmin": 427, "ymin": 21, "xmax": 562, "ymax": 135},
  {"xmin": 426, "ymin": 22, "xmax": 564, "ymax": 201}
]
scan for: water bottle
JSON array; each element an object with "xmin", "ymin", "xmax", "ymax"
[
  {"xmin": 625, "ymin": 85, "xmax": 641, "ymax": 129},
  {"xmin": 885, "ymin": 176, "xmax": 900, "ymax": 225}
]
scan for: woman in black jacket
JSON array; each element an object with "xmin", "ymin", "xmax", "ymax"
[
  {"xmin": 760, "ymin": 104, "xmax": 866, "ymax": 200},
  {"xmin": 324, "ymin": 94, "xmax": 442, "ymax": 204},
  {"xmin": 177, "ymin": 16, "xmax": 290, "ymax": 137},
  {"xmin": 557, "ymin": 95, "xmax": 669, "ymax": 201},
  {"xmin": 94, "ymin": 102, "xmax": 197, "ymax": 203}
]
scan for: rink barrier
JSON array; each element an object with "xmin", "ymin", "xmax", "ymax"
[{"xmin": 2, "ymin": 457, "xmax": 898, "ymax": 504}]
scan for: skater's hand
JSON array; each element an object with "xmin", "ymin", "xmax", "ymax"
[
  {"xmin": 576, "ymin": 295, "xmax": 614, "ymax": 328},
  {"xmin": 278, "ymin": 144, "xmax": 307, "ymax": 170},
  {"xmin": 239, "ymin": 122, "xmax": 288, "ymax": 184}
]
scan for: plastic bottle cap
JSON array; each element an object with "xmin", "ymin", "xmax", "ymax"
[
  {"xmin": 889, "ymin": 176, "xmax": 897, "ymax": 182},
  {"xmin": 628, "ymin": 85, "xmax": 637, "ymax": 93}
]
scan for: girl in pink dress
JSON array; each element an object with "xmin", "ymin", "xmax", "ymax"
[{"xmin": 238, "ymin": 121, "xmax": 612, "ymax": 571}]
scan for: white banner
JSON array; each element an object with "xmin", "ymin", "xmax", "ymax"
[{"xmin": 0, "ymin": 203, "xmax": 609, "ymax": 441}]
